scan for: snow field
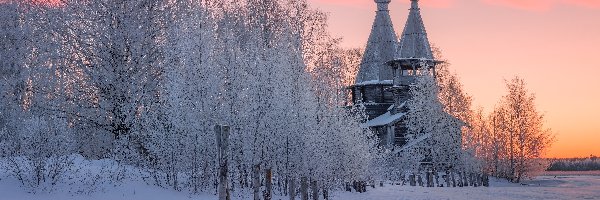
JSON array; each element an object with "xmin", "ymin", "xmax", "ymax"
[{"xmin": 2, "ymin": 156, "xmax": 599, "ymax": 200}]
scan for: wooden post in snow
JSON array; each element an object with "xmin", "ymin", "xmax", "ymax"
[
  {"xmin": 289, "ymin": 178, "xmax": 296, "ymax": 200},
  {"xmin": 253, "ymin": 164, "xmax": 260, "ymax": 200},
  {"xmin": 445, "ymin": 170, "xmax": 450, "ymax": 187},
  {"xmin": 417, "ymin": 174, "xmax": 423, "ymax": 187},
  {"xmin": 311, "ymin": 180, "xmax": 318, "ymax": 200},
  {"xmin": 215, "ymin": 125, "xmax": 231, "ymax": 200},
  {"xmin": 426, "ymin": 171, "xmax": 433, "ymax": 187},
  {"xmin": 434, "ymin": 171, "xmax": 439, "ymax": 187},
  {"xmin": 451, "ymin": 170, "xmax": 456, "ymax": 187},
  {"xmin": 483, "ymin": 173, "xmax": 490, "ymax": 187},
  {"xmin": 300, "ymin": 177, "xmax": 308, "ymax": 200},
  {"xmin": 265, "ymin": 168, "xmax": 273, "ymax": 200}
]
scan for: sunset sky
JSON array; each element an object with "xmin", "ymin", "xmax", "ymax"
[{"xmin": 307, "ymin": 0, "xmax": 600, "ymax": 158}]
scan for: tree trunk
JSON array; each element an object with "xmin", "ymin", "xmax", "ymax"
[
  {"xmin": 471, "ymin": 173, "xmax": 476, "ymax": 187},
  {"xmin": 426, "ymin": 171, "xmax": 433, "ymax": 187},
  {"xmin": 458, "ymin": 172, "xmax": 465, "ymax": 187},
  {"xmin": 300, "ymin": 177, "xmax": 308, "ymax": 200},
  {"xmin": 477, "ymin": 173, "xmax": 482, "ymax": 187},
  {"xmin": 311, "ymin": 180, "xmax": 318, "ymax": 200},
  {"xmin": 289, "ymin": 178, "xmax": 296, "ymax": 200},
  {"xmin": 445, "ymin": 170, "xmax": 450, "ymax": 187},
  {"xmin": 451, "ymin": 171, "xmax": 456, "ymax": 187},
  {"xmin": 264, "ymin": 168, "xmax": 272, "ymax": 200},
  {"xmin": 483, "ymin": 174, "xmax": 490, "ymax": 187},
  {"xmin": 322, "ymin": 187, "xmax": 329, "ymax": 200},
  {"xmin": 409, "ymin": 174, "xmax": 416, "ymax": 186},
  {"xmin": 434, "ymin": 172, "xmax": 439, "ymax": 187},
  {"xmin": 253, "ymin": 164, "xmax": 260, "ymax": 200},
  {"xmin": 510, "ymin": 131, "xmax": 515, "ymax": 182},
  {"xmin": 216, "ymin": 125, "xmax": 230, "ymax": 200}
]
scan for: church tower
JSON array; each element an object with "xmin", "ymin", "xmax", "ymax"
[
  {"xmin": 388, "ymin": 0, "xmax": 443, "ymax": 111},
  {"xmin": 350, "ymin": 0, "xmax": 399, "ymax": 120},
  {"xmin": 350, "ymin": 0, "xmax": 443, "ymax": 147}
]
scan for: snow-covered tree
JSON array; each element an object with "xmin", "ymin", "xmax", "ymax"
[
  {"xmin": 0, "ymin": 0, "xmax": 381, "ymax": 196},
  {"xmin": 404, "ymin": 65, "xmax": 462, "ymax": 173},
  {"xmin": 494, "ymin": 77, "xmax": 554, "ymax": 182}
]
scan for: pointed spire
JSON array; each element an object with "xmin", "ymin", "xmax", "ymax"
[
  {"xmin": 397, "ymin": 0, "xmax": 434, "ymax": 60},
  {"xmin": 376, "ymin": 0, "xmax": 391, "ymax": 11},
  {"xmin": 411, "ymin": 0, "xmax": 419, "ymax": 9},
  {"xmin": 355, "ymin": 0, "xmax": 399, "ymax": 83}
]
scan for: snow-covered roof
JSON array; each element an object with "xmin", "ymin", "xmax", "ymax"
[
  {"xmin": 354, "ymin": 0, "xmax": 398, "ymax": 84},
  {"xmin": 392, "ymin": 132, "xmax": 432, "ymax": 154},
  {"xmin": 396, "ymin": 0, "xmax": 434, "ymax": 60},
  {"xmin": 362, "ymin": 111, "xmax": 405, "ymax": 128},
  {"xmin": 353, "ymin": 79, "xmax": 393, "ymax": 86}
]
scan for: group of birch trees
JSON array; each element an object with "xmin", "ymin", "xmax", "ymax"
[
  {"xmin": 398, "ymin": 48, "xmax": 555, "ymax": 183},
  {"xmin": 465, "ymin": 77, "xmax": 554, "ymax": 182},
  {"xmin": 0, "ymin": 0, "xmax": 379, "ymax": 196}
]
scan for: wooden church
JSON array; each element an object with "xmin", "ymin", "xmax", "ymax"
[{"xmin": 349, "ymin": 0, "xmax": 458, "ymax": 151}]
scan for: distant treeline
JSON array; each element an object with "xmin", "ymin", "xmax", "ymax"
[{"xmin": 547, "ymin": 156, "xmax": 600, "ymax": 171}]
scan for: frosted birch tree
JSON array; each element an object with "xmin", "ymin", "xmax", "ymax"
[
  {"xmin": 497, "ymin": 77, "xmax": 554, "ymax": 182},
  {"xmin": 24, "ymin": 0, "xmax": 175, "ymax": 161}
]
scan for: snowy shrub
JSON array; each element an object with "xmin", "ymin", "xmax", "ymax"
[
  {"xmin": 0, "ymin": 114, "xmax": 76, "ymax": 191},
  {"xmin": 0, "ymin": 127, "xmax": 11, "ymax": 158}
]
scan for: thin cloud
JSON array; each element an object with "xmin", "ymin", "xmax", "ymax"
[
  {"xmin": 419, "ymin": 0, "xmax": 457, "ymax": 8},
  {"xmin": 312, "ymin": 0, "xmax": 600, "ymax": 10},
  {"xmin": 482, "ymin": 0, "xmax": 600, "ymax": 11},
  {"xmin": 309, "ymin": 0, "xmax": 370, "ymax": 7},
  {"xmin": 482, "ymin": 0, "xmax": 554, "ymax": 11},
  {"xmin": 567, "ymin": 0, "xmax": 600, "ymax": 8},
  {"xmin": 310, "ymin": 0, "xmax": 457, "ymax": 8}
]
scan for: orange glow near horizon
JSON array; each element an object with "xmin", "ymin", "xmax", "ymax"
[{"xmin": 309, "ymin": 0, "xmax": 600, "ymax": 158}]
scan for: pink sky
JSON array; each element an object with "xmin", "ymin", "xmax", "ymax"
[{"xmin": 308, "ymin": 0, "xmax": 600, "ymax": 158}]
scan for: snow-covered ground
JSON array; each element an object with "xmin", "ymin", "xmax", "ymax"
[
  {"xmin": 1, "ymin": 156, "xmax": 599, "ymax": 200},
  {"xmin": 0, "ymin": 155, "xmax": 214, "ymax": 200}
]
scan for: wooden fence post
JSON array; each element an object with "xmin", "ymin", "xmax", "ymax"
[
  {"xmin": 426, "ymin": 171, "xmax": 433, "ymax": 187},
  {"xmin": 445, "ymin": 170, "xmax": 450, "ymax": 187},
  {"xmin": 287, "ymin": 177, "xmax": 296, "ymax": 200},
  {"xmin": 463, "ymin": 172, "xmax": 469, "ymax": 187},
  {"xmin": 483, "ymin": 173, "xmax": 490, "ymax": 187},
  {"xmin": 311, "ymin": 180, "xmax": 318, "ymax": 200},
  {"xmin": 289, "ymin": 177, "xmax": 296, "ymax": 200},
  {"xmin": 300, "ymin": 177, "xmax": 308, "ymax": 200},
  {"xmin": 216, "ymin": 125, "xmax": 230, "ymax": 200},
  {"xmin": 451, "ymin": 170, "xmax": 456, "ymax": 187},
  {"xmin": 265, "ymin": 168, "xmax": 272, "ymax": 200},
  {"xmin": 253, "ymin": 164, "xmax": 260, "ymax": 200},
  {"xmin": 434, "ymin": 172, "xmax": 439, "ymax": 187},
  {"xmin": 457, "ymin": 172, "xmax": 463, "ymax": 187}
]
